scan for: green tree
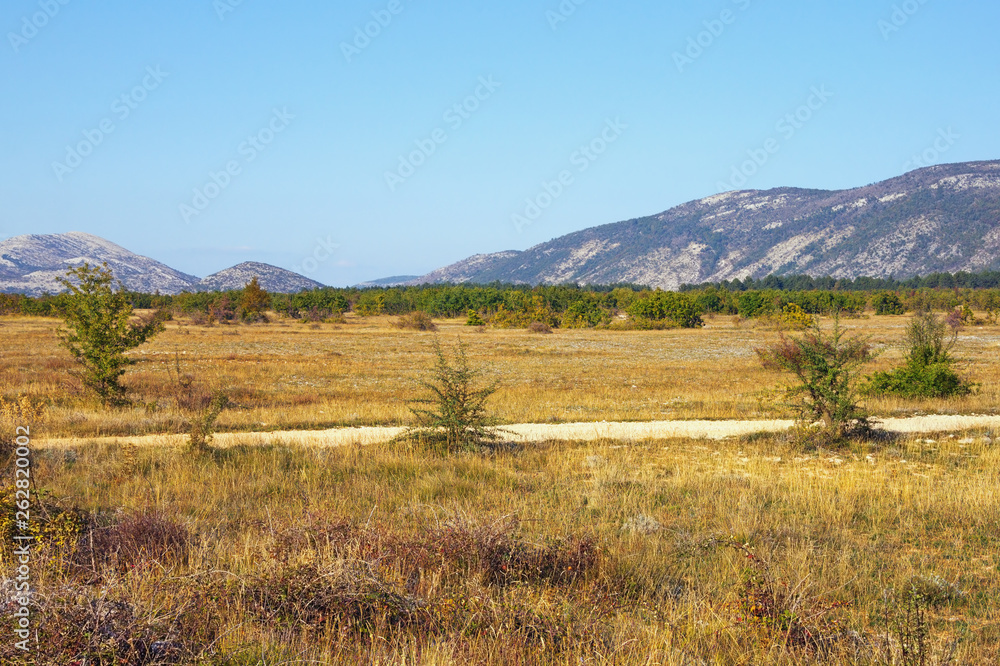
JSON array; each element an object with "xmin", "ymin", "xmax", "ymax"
[
  {"xmin": 239, "ymin": 277, "xmax": 271, "ymax": 322},
  {"xmin": 407, "ymin": 339, "xmax": 503, "ymax": 452},
  {"xmin": 57, "ymin": 263, "xmax": 165, "ymax": 407},
  {"xmin": 756, "ymin": 317, "xmax": 874, "ymax": 441},
  {"xmin": 872, "ymin": 291, "xmax": 906, "ymax": 315}
]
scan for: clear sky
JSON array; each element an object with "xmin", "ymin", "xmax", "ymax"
[{"xmin": 2, "ymin": 0, "xmax": 998, "ymax": 286}]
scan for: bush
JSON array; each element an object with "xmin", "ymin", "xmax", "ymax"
[
  {"xmin": 865, "ymin": 311, "xmax": 973, "ymax": 398},
  {"xmin": 466, "ymin": 309, "xmax": 485, "ymax": 326},
  {"xmin": 527, "ymin": 321, "xmax": 552, "ymax": 334},
  {"xmin": 626, "ymin": 291, "xmax": 703, "ymax": 328},
  {"xmin": 394, "ymin": 312, "xmax": 437, "ymax": 331},
  {"xmin": 187, "ymin": 391, "xmax": 230, "ymax": 453},
  {"xmin": 406, "ymin": 339, "xmax": 503, "ymax": 452},
  {"xmin": 79, "ymin": 510, "xmax": 191, "ymax": 574},
  {"xmin": 57, "ymin": 263, "xmax": 166, "ymax": 407},
  {"xmin": 872, "ymin": 292, "xmax": 906, "ymax": 315},
  {"xmin": 756, "ymin": 317, "xmax": 874, "ymax": 441},
  {"xmin": 487, "ymin": 295, "xmax": 559, "ymax": 329},
  {"xmin": 761, "ymin": 303, "xmax": 814, "ymax": 331},
  {"xmin": 561, "ymin": 300, "xmax": 610, "ymax": 328}
]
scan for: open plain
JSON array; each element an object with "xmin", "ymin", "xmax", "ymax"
[{"xmin": 1, "ymin": 313, "xmax": 999, "ymax": 664}]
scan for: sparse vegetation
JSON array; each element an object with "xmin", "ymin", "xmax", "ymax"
[
  {"xmin": 2, "ymin": 432, "xmax": 997, "ymax": 663},
  {"xmin": 186, "ymin": 390, "xmax": 230, "ymax": 452}
]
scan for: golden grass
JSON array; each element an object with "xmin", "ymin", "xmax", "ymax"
[
  {"xmin": 2, "ymin": 312, "xmax": 1000, "ymax": 663},
  {"xmin": 2, "ymin": 313, "xmax": 999, "ymax": 440},
  {"xmin": 3, "ymin": 432, "xmax": 998, "ymax": 663}
]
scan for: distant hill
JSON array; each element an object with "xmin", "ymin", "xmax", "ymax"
[
  {"xmin": 0, "ymin": 233, "xmax": 323, "ymax": 295},
  {"xmin": 0, "ymin": 232, "xmax": 199, "ymax": 296},
  {"xmin": 408, "ymin": 160, "xmax": 1000, "ymax": 290},
  {"xmin": 355, "ymin": 275, "xmax": 421, "ymax": 288},
  {"xmin": 195, "ymin": 262, "xmax": 324, "ymax": 293}
]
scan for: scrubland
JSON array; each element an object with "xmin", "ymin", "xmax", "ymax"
[
  {"xmin": 2, "ymin": 313, "xmax": 999, "ymax": 439},
  {"xmin": 1, "ymin": 313, "xmax": 998, "ymax": 664}
]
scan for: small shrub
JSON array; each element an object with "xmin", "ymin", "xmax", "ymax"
[
  {"xmin": 466, "ymin": 309, "xmax": 485, "ymax": 326},
  {"xmin": 865, "ymin": 311, "xmax": 973, "ymax": 398},
  {"xmin": 406, "ymin": 339, "xmax": 503, "ymax": 452},
  {"xmin": 527, "ymin": 321, "xmax": 552, "ymax": 334},
  {"xmin": 0, "ymin": 395, "xmax": 47, "ymax": 465},
  {"xmin": 79, "ymin": 510, "xmax": 191, "ymax": 574},
  {"xmin": 756, "ymin": 316, "xmax": 874, "ymax": 442},
  {"xmin": 876, "ymin": 584, "xmax": 961, "ymax": 666},
  {"xmin": 762, "ymin": 303, "xmax": 814, "ymax": 331},
  {"xmin": 187, "ymin": 390, "xmax": 229, "ymax": 453},
  {"xmin": 0, "ymin": 486, "xmax": 86, "ymax": 554},
  {"xmin": 708, "ymin": 537, "xmax": 847, "ymax": 652},
  {"xmin": 56, "ymin": 263, "xmax": 166, "ymax": 407},
  {"xmin": 394, "ymin": 311, "xmax": 437, "ymax": 331}
]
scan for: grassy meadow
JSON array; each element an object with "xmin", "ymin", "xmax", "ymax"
[{"xmin": 1, "ymin": 312, "xmax": 999, "ymax": 664}]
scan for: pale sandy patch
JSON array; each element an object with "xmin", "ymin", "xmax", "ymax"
[{"xmin": 34, "ymin": 415, "xmax": 1000, "ymax": 450}]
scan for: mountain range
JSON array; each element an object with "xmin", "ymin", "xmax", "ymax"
[
  {"xmin": 404, "ymin": 160, "xmax": 1000, "ymax": 289},
  {"xmin": 4, "ymin": 161, "xmax": 1000, "ymax": 295},
  {"xmin": 0, "ymin": 233, "xmax": 322, "ymax": 296}
]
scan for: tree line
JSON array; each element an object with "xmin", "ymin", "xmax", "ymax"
[{"xmin": 4, "ymin": 270, "xmax": 1000, "ymax": 329}]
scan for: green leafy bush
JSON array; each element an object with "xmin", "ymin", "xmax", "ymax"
[
  {"xmin": 625, "ymin": 291, "xmax": 703, "ymax": 328},
  {"xmin": 865, "ymin": 312, "xmax": 973, "ymax": 398},
  {"xmin": 872, "ymin": 292, "xmax": 906, "ymax": 315},
  {"xmin": 561, "ymin": 300, "xmax": 610, "ymax": 328}
]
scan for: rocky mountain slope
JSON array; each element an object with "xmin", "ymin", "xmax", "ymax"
[
  {"xmin": 0, "ymin": 233, "xmax": 321, "ymax": 295},
  {"xmin": 409, "ymin": 160, "xmax": 1000, "ymax": 289},
  {"xmin": 0, "ymin": 232, "xmax": 199, "ymax": 295},
  {"xmin": 195, "ymin": 262, "xmax": 324, "ymax": 293}
]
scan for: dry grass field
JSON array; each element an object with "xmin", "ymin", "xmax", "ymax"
[
  {"xmin": 2, "ymin": 312, "xmax": 999, "ymax": 439},
  {"xmin": 1, "ymin": 312, "xmax": 999, "ymax": 664}
]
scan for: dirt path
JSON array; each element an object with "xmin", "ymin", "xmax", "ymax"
[{"xmin": 34, "ymin": 414, "xmax": 1000, "ymax": 449}]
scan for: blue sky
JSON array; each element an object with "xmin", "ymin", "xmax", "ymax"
[{"xmin": 2, "ymin": 0, "xmax": 998, "ymax": 286}]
